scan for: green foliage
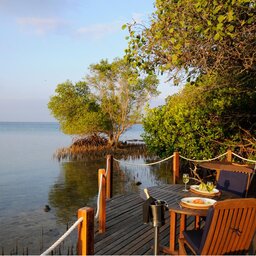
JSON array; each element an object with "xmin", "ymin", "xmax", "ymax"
[
  {"xmin": 48, "ymin": 80, "xmax": 109, "ymax": 135},
  {"xmin": 125, "ymin": 0, "xmax": 256, "ymax": 159},
  {"xmin": 143, "ymin": 74, "xmax": 256, "ymax": 159},
  {"xmin": 48, "ymin": 58, "xmax": 159, "ymax": 145},
  {"xmin": 125, "ymin": 0, "xmax": 256, "ymax": 84}
]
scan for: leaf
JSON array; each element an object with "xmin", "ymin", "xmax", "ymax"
[
  {"xmin": 227, "ymin": 10, "xmax": 234, "ymax": 22},
  {"xmin": 214, "ymin": 33, "xmax": 220, "ymax": 41},
  {"xmin": 227, "ymin": 25, "xmax": 234, "ymax": 32},
  {"xmin": 217, "ymin": 15, "xmax": 226, "ymax": 23},
  {"xmin": 195, "ymin": 25, "xmax": 202, "ymax": 32},
  {"xmin": 121, "ymin": 24, "xmax": 127, "ymax": 30},
  {"xmin": 207, "ymin": 20, "xmax": 212, "ymax": 26},
  {"xmin": 172, "ymin": 54, "xmax": 178, "ymax": 63},
  {"xmin": 169, "ymin": 27, "xmax": 174, "ymax": 33},
  {"xmin": 213, "ymin": 5, "xmax": 222, "ymax": 14},
  {"xmin": 217, "ymin": 23, "xmax": 223, "ymax": 31},
  {"xmin": 248, "ymin": 17, "xmax": 254, "ymax": 24}
]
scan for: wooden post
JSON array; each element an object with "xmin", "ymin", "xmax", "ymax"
[
  {"xmin": 77, "ymin": 207, "xmax": 94, "ymax": 255},
  {"xmin": 173, "ymin": 152, "xmax": 180, "ymax": 184},
  {"xmin": 226, "ymin": 149, "xmax": 232, "ymax": 162},
  {"xmin": 106, "ymin": 155, "xmax": 113, "ymax": 199},
  {"xmin": 98, "ymin": 169, "xmax": 106, "ymax": 233}
]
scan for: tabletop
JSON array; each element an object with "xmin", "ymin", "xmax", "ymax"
[
  {"xmin": 167, "ymin": 184, "xmax": 238, "ymax": 215},
  {"xmin": 199, "ymin": 161, "xmax": 254, "ymax": 174}
]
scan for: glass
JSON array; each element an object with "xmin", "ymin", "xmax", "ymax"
[
  {"xmin": 182, "ymin": 173, "xmax": 189, "ymax": 192},
  {"xmin": 207, "ymin": 181, "xmax": 214, "ymax": 192}
]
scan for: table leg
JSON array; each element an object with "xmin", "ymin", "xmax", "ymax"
[
  {"xmin": 161, "ymin": 210, "xmax": 178, "ymax": 255},
  {"xmin": 179, "ymin": 214, "xmax": 186, "ymax": 239},
  {"xmin": 170, "ymin": 211, "xmax": 176, "ymax": 252}
]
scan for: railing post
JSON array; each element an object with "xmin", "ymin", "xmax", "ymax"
[
  {"xmin": 173, "ymin": 152, "xmax": 180, "ymax": 184},
  {"xmin": 226, "ymin": 149, "xmax": 232, "ymax": 162},
  {"xmin": 98, "ymin": 169, "xmax": 106, "ymax": 233},
  {"xmin": 106, "ymin": 155, "xmax": 113, "ymax": 199},
  {"xmin": 77, "ymin": 207, "xmax": 94, "ymax": 255}
]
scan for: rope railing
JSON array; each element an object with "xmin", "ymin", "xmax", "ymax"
[
  {"xmin": 232, "ymin": 152, "xmax": 256, "ymax": 164},
  {"xmin": 113, "ymin": 152, "xmax": 229, "ymax": 167},
  {"xmin": 95, "ymin": 173, "xmax": 103, "ymax": 219},
  {"xmin": 40, "ymin": 217, "xmax": 83, "ymax": 255},
  {"xmin": 113, "ymin": 151, "xmax": 256, "ymax": 166},
  {"xmin": 179, "ymin": 152, "xmax": 228, "ymax": 163},
  {"xmin": 113, "ymin": 154, "xmax": 174, "ymax": 166},
  {"xmin": 94, "ymin": 160, "xmax": 111, "ymax": 219}
]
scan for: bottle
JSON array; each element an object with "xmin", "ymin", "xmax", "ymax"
[{"xmin": 144, "ymin": 188, "xmax": 150, "ymax": 199}]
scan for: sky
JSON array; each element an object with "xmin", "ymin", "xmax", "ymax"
[{"xmin": 0, "ymin": 0, "xmax": 179, "ymax": 122}]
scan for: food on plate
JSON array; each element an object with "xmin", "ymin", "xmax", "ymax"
[
  {"xmin": 198, "ymin": 182, "xmax": 207, "ymax": 191},
  {"xmin": 198, "ymin": 182, "xmax": 215, "ymax": 192},
  {"xmin": 182, "ymin": 197, "xmax": 216, "ymax": 207},
  {"xmin": 192, "ymin": 198, "xmax": 205, "ymax": 204}
]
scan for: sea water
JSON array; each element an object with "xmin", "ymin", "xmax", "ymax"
[{"xmin": 0, "ymin": 122, "xmax": 171, "ymax": 254}]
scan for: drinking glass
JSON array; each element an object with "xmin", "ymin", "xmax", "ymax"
[
  {"xmin": 207, "ymin": 181, "xmax": 214, "ymax": 192},
  {"xmin": 182, "ymin": 173, "xmax": 189, "ymax": 192}
]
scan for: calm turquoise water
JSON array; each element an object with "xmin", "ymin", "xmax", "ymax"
[{"xmin": 0, "ymin": 122, "xmax": 172, "ymax": 254}]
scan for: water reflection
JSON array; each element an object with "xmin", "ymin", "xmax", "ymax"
[
  {"xmin": 48, "ymin": 159, "xmax": 104, "ymax": 223},
  {"xmin": 48, "ymin": 156, "xmax": 173, "ymax": 224}
]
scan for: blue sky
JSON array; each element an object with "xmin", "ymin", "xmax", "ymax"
[{"xmin": 0, "ymin": 0, "xmax": 179, "ymax": 122}]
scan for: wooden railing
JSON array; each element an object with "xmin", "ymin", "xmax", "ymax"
[{"xmin": 77, "ymin": 207, "xmax": 94, "ymax": 255}]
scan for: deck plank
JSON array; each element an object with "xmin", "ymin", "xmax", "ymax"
[{"xmin": 94, "ymin": 185, "xmax": 181, "ymax": 255}]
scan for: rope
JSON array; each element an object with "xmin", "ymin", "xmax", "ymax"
[
  {"xmin": 113, "ymin": 151, "xmax": 256, "ymax": 167},
  {"xmin": 105, "ymin": 158, "xmax": 109, "ymax": 177},
  {"xmin": 113, "ymin": 154, "xmax": 174, "ymax": 166},
  {"xmin": 95, "ymin": 173, "xmax": 103, "ymax": 219},
  {"xmin": 231, "ymin": 152, "xmax": 256, "ymax": 163},
  {"xmin": 40, "ymin": 217, "xmax": 83, "ymax": 255},
  {"xmin": 179, "ymin": 152, "xmax": 228, "ymax": 163}
]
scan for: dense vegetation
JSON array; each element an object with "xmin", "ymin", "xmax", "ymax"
[
  {"xmin": 125, "ymin": 0, "xmax": 256, "ymax": 159},
  {"xmin": 142, "ymin": 75, "xmax": 256, "ymax": 159},
  {"xmin": 48, "ymin": 58, "xmax": 159, "ymax": 147}
]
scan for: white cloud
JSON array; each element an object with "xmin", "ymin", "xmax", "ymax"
[
  {"xmin": 16, "ymin": 17, "xmax": 122, "ymax": 39},
  {"xmin": 17, "ymin": 17, "xmax": 68, "ymax": 36},
  {"xmin": 76, "ymin": 21, "xmax": 121, "ymax": 39}
]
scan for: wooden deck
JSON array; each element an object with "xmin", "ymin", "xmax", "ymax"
[
  {"xmin": 94, "ymin": 184, "xmax": 194, "ymax": 255},
  {"xmin": 94, "ymin": 184, "xmax": 256, "ymax": 255}
]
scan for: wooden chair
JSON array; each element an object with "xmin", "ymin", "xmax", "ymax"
[
  {"xmin": 199, "ymin": 161, "xmax": 254, "ymax": 197},
  {"xmin": 216, "ymin": 169, "xmax": 250, "ymax": 197},
  {"xmin": 178, "ymin": 198, "xmax": 256, "ymax": 255}
]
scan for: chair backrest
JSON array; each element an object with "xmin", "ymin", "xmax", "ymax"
[
  {"xmin": 199, "ymin": 198, "xmax": 256, "ymax": 255},
  {"xmin": 216, "ymin": 169, "xmax": 249, "ymax": 197}
]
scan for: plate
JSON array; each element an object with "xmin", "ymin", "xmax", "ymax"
[
  {"xmin": 190, "ymin": 185, "xmax": 220, "ymax": 196},
  {"xmin": 180, "ymin": 197, "xmax": 216, "ymax": 209}
]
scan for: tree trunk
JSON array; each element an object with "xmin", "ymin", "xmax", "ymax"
[{"xmin": 108, "ymin": 133, "xmax": 115, "ymax": 147}]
